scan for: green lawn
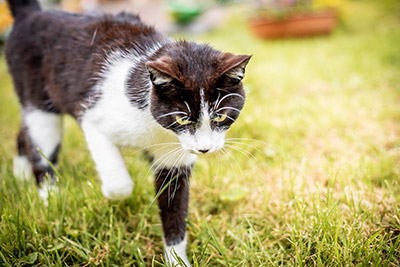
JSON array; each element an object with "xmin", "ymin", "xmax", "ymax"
[{"xmin": 1, "ymin": 0, "xmax": 400, "ymax": 266}]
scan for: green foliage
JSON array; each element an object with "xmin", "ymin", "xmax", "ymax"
[{"xmin": 1, "ymin": 0, "xmax": 400, "ymax": 265}]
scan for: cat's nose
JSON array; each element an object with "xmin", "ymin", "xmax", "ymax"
[{"xmin": 198, "ymin": 149, "xmax": 210, "ymax": 154}]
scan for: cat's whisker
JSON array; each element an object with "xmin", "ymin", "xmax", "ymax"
[
  {"xmin": 139, "ymin": 150, "xmax": 176, "ymax": 186},
  {"xmin": 219, "ymin": 147, "xmax": 245, "ymax": 188},
  {"xmin": 225, "ymin": 140, "xmax": 267, "ymax": 157},
  {"xmin": 128, "ymin": 142, "xmax": 181, "ymax": 156},
  {"xmin": 219, "ymin": 147, "xmax": 240, "ymax": 184},
  {"xmin": 184, "ymin": 101, "xmax": 191, "ymax": 114},
  {"xmin": 224, "ymin": 144, "xmax": 259, "ymax": 163},
  {"xmin": 157, "ymin": 111, "xmax": 187, "ymax": 119},
  {"xmin": 226, "ymin": 138, "xmax": 286, "ymax": 157},
  {"xmin": 168, "ymin": 150, "xmax": 187, "ymax": 204},
  {"xmin": 152, "ymin": 149, "xmax": 184, "ymax": 198},
  {"xmin": 215, "ymin": 106, "xmax": 242, "ymax": 114},
  {"xmin": 222, "ymin": 147, "xmax": 249, "ymax": 189},
  {"xmin": 152, "ymin": 150, "xmax": 183, "ymax": 176},
  {"xmin": 215, "ymin": 93, "xmax": 245, "ymax": 110},
  {"xmin": 163, "ymin": 150, "xmax": 183, "ymax": 200},
  {"xmin": 211, "ymin": 92, "xmax": 221, "ymax": 112},
  {"xmin": 153, "ymin": 148, "xmax": 186, "ymax": 202},
  {"xmin": 148, "ymin": 147, "xmax": 182, "ymax": 177},
  {"xmin": 154, "ymin": 147, "xmax": 187, "ymax": 178},
  {"xmin": 134, "ymin": 145, "xmax": 183, "ymax": 189},
  {"xmin": 224, "ymin": 147, "xmax": 245, "ymax": 179},
  {"xmin": 165, "ymin": 116, "xmax": 190, "ymax": 129}
]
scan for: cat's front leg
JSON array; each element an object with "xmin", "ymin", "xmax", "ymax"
[
  {"xmin": 81, "ymin": 121, "xmax": 133, "ymax": 200},
  {"xmin": 155, "ymin": 166, "xmax": 193, "ymax": 267}
]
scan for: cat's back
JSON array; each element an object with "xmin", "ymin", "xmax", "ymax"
[
  {"xmin": 5, "ymin": 9, "xmax": 164, "ymax": 117},
  {"xmin": 6, "ymin": 10, "xmax": 155, "ymax": 61}
]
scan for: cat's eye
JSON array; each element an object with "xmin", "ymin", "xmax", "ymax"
[
  {"xmin": 213, "ymin": 112, "xmax": 228, "ymax": 123},
  {"xmin": 175, "ymin": 116, "xmax": 191, "ymax": 125}
]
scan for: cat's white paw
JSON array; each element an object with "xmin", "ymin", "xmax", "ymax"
[
  {"xmin": 13, "ymin": 155, "xmax": 33, "ymax": 180},
  {"xmin": 38, "ymin": 181, "xmax": 58, "ymax": 206},
  {"xmin": 164, "ymin": 237, "xmax": 190, "ymax": 267},
  {"xmin": 101, "ymin": 178, "xmax": 133, "ymax": 200}
]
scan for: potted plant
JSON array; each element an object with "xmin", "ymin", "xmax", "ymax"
[{"xmin": 248, "ymin": 0, "xmax": 340, "ymax": 39}]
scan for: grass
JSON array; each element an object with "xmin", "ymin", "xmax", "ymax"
[{"xmin": 1, "ymin": 0, "xmax": 400, "ymax": 266}]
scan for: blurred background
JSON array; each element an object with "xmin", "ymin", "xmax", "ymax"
[{"xmin": 0, "ymin": 0, "xmax": 364, "ymax": 39}]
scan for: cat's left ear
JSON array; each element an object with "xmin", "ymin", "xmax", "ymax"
[
  {"xmin": 146, "ymin": 58, "xmax": 179, "ymax": 86},
  {"xmin": 220, "ymin": 54, "xmax": 252, "ymax": 81}
]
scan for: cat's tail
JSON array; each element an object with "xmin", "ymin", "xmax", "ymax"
[{"xmin": 6, "ymin": 0, "xmax": 41, "ymax": 19}]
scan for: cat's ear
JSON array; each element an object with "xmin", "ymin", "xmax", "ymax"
[
  {"xmin": 220, "ymin": 54, "xmax": 251, "ymax": 82},
  {"xmin": 146, "ymin": 58, "xmax": 178, "ymax": 86}
]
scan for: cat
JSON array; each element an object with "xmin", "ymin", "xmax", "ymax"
[{"xmin": 5, "ymin": 0, "xmax": 250, "ymax": 265}]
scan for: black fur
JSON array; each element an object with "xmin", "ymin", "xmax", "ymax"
[{"xmin": 155, "ymin": 166, "xmax": 192, "ymax": 245}]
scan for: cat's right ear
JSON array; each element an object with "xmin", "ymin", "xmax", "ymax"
[
  {"xmin": 146, "ymin": 59, "xmax": 177, "ymax": 86},
  {"xmin": 220, "ymin": 54, "xmax": 252, "ymax": 82}
]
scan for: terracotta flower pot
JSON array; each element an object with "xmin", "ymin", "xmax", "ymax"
[{"xmin": 249, "ymin": 11, "xmax": 337, "ymax": 39}]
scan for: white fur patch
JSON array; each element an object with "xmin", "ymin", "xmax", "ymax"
[
  {"xmin": 81, "ymin": 120, "xmax": 134, "ymax": 200},
  {"xmin": 24, "ymin": 109, "xmax": 62, "ymax": 164},
  {"xmin": 82, "ymin": 53, "xmax": 167, "ymax": 148},
  {"xmin": 13, "ymin": 155, "xmax": 32, "ymax": 180},
  {"xmin": 165, "ymin": 235, "xmax": 190, "ymax": 267},
  {"xmin": 38, "ymin": 180, "xmax": 58, "ymax": 206},
  {"xmin": 178, "ymin": 128, "xmax": 226, "ymax": 154}
]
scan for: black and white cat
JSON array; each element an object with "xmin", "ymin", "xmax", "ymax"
[{"xmin": 5, "ymin": 0, "xmax": 250, "ymax": 265}]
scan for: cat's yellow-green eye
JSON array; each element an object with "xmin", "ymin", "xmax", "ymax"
[
  {"xmin": 213, "ymin": 112, "xmax": 228, "ymax": 123},
  {"xmin": 175, "ymin": 116, "xmax": 191, "ymax": 125}
]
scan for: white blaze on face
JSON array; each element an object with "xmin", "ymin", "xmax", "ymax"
[{"xmin": 178, "ymin": 88, "xmax": 226, "ymax": 154}]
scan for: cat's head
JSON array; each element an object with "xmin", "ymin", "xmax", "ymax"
[{"xmin": 146, "ymin": 41, "xmax": 250, "ymax": 154}]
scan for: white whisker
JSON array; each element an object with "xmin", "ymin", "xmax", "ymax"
[
  {"xmin": 165, "ymin": 116, "xmax": 189, "ymax": 129},
  {"xmin": 129, "ymin": 142, "xmax": 181, "ymax": 156},
  {"xmin": 149, "ymin": 147, "xmax": 182, "ymax": 175},
  {"xmin": 224, "ymin": 144, "xmax": 259, "ymax": 163},
  {"xmin": 212, "ymin": 92, "xmax": 221, "ymax": 112},
  {"xmin": 226, "ymin": 138, "xmax": 286, "ymax": 157},
  {"xmin": 225, "ymin": 140, "xmax": 266, "ymax": 157},
  {"xmin": 157, "ymin": 111, "xmax": 187, "ymax": 119},
  {"xmin": 215, "ymin": 106, "xmax": 242, "ymax": 114},
  {"xmin": 215, "ymin": 93, "xmax": 245, "ymax": 110},
  {"xmin": 184, "ymin": 101, "xmax": 191, "ymax": 114},
  {"xmin": 219, "ymin": 147, "xmax": 239, "ymax": 183},
  {"xmin": 223, "ymin": 147, "xmax": 245, "ymax": 179},
  {"xmin": 168, "ymin": 151, "xmax": 187, "ymax": 204}
]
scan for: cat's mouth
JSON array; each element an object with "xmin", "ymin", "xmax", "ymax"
[
  {"xmin": 188, "ymin": 148, "xmax": 211, "ymax": 155},
  {"xmin": 177, "ymin": 127, "xmax": 226, "ymax": 155},
  {"xmin": 184, "ymin": 143, "xmax": 224, "ymax": 155}
]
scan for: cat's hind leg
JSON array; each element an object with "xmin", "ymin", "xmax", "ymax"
[
  {"xmin": 13, "ymin": 126, "xmax": 33, "ymax": 180},
  {"xmin": 18, "ymin": 109, "xmax": 63, "ymax": 198}
]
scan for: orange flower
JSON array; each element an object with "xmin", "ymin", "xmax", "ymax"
[{"xmin": 0, "ymin": 1, "xmax": 13, "ymax": 33}]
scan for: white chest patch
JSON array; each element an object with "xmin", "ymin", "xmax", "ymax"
[{"xmin": 82, "ymin": 53, "xmax": 170, "ymax": 148}]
